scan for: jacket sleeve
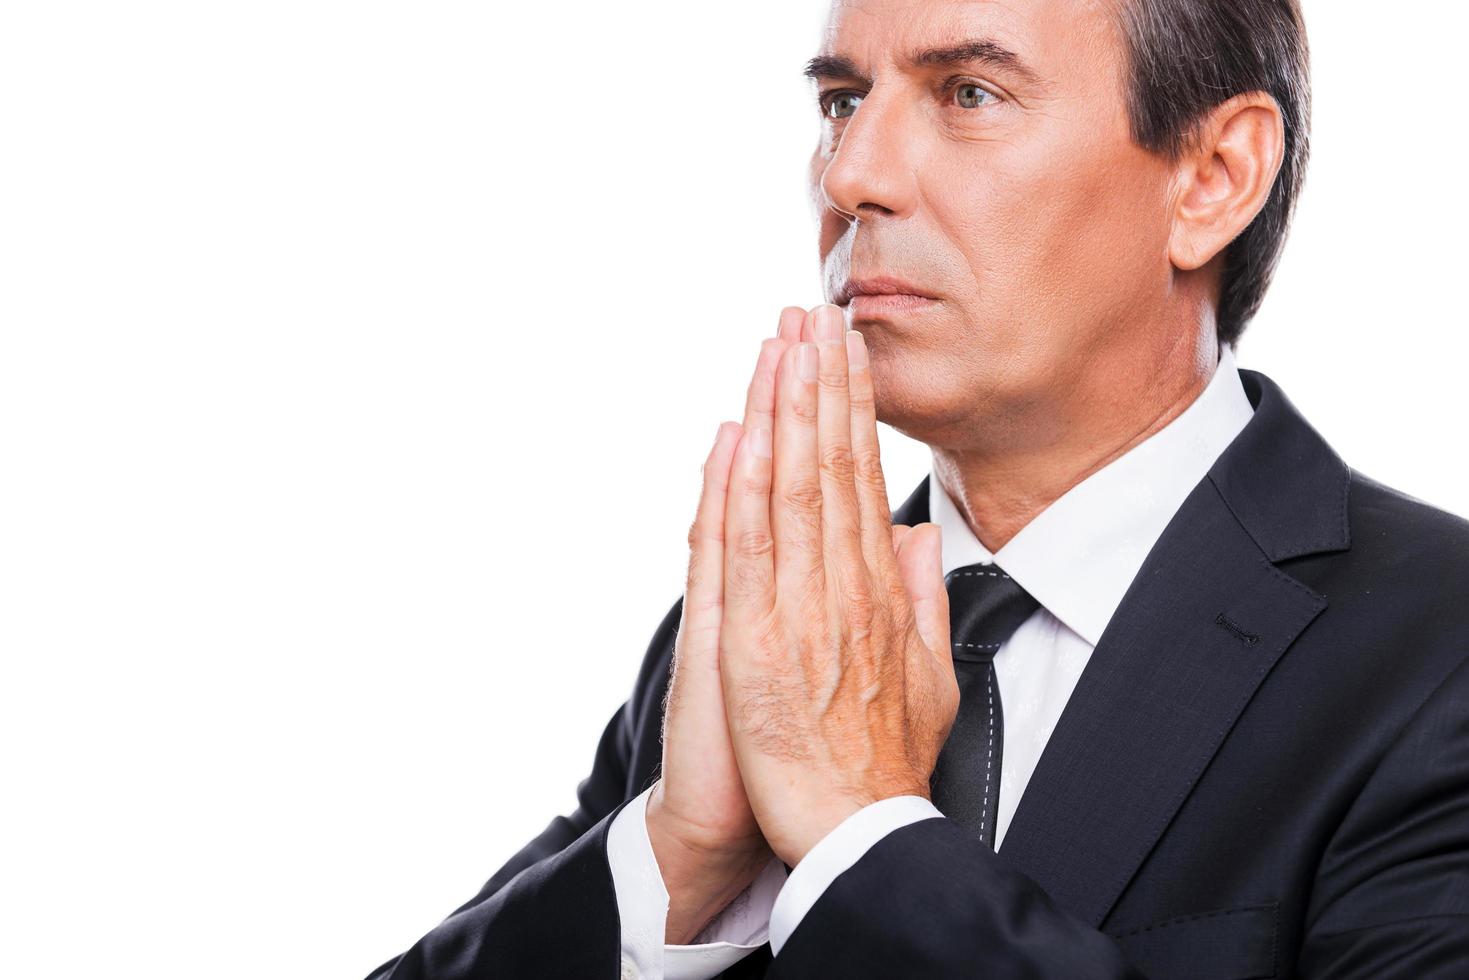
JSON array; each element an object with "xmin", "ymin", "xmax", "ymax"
[
  {"xmin": 362, "ymin": 598, "xmax": 685, "ymax": 980},
  {"xmin": 1295, "ymin": 651, "xmax": 1469, "ymax": 977},
  {"xmin": 762, "ymin": 813, "xmax": 1149, "ymax": 979},
  {"xmin": 766, "ymin": 652, "xmax": 1469, "ymax": 979}
]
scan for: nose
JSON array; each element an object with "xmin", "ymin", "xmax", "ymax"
[{"xmin": 818, "ymin": 87, "xmax": 919, "ymax": 222}]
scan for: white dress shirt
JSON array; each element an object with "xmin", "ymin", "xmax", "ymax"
[{"xmin": 607, "ymin": 342, "xmax": 1256, "ymax": 980}]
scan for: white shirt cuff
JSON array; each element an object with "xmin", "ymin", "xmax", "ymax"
[
  {"xmin": 767, "ymin": 795, "xmax": 943, "ymax": 956},
  {"xmin": 606, "ymin": 783, "xmax": 787, "ymax": 980}
]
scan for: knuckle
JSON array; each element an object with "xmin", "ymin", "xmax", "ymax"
[
  {"xmin": 792, "ymin": 394, "xmax": 820, "ymax": 425},
  {"xmin": 685, "ymin": 554, "xmax": 710, "ymax": 596},
  {"xmin": 942, "ymin": 671, "xmax": 961, "ymax": 714},
  {"xmin": 687, "ymin": 588, "xmax": 722, "ymax": 619},
  {"xmin": 733, "ymin": 527, "xmax": 774, "ymax": 562},
  {"xmin": 818, "ymin": 364, "xmax": 849, "ymax": 393},
  {"xmin": 819, "ymin": 442, "xmax": 855, "ymax": 482},
  {"xmin": 854, "ymin": 446, "xmax": 886, "ymax": 490},
  {"xmin": 781, "ymin": 476, "xmax": 825, "ymax": 515},
  {"xmin": 686, "ymin": 516, "xmax": 723, "ymax": 553}
]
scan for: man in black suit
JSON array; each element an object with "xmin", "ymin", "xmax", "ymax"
[{"xmin": 366, "ymin": 0, "xmax": 1469, "ymax": 976}]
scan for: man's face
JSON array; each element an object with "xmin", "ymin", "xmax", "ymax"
[{"xmin": 809, "ymin": 0, "xmax": 1184, "ymax": 448}]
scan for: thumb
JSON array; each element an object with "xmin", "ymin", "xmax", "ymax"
[{"xmin": 896, "ymin": 522, "xmax": 949, "ymax": 653}]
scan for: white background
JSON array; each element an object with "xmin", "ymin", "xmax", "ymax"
[{"xmin": 1, "ymin": 2, "xmax": 1465, "ymax": 977}]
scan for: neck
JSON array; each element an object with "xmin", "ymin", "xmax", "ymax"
[{"xmin": 930, "ymin": 332, "xmax": 1224, "ymax": 553}]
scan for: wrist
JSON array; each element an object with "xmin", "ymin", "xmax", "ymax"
[
  {"xmin": 646, "ymin": 798, "xmax": 773, "ymax": 944},
  {"xmin": 772, "ymin": 785, "xmax": 929, "ymax": 866},
  {"xmin": 646, "ymin": 778, "xmax": 769, "ymax": 856}
]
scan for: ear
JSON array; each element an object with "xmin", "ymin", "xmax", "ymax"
[{"xmin": 1168, "ymin": 91, "xmax": 1286, "ymax": 272}]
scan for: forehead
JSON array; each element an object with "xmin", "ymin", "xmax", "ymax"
[{"xmin": 817, "ymin": 0, "xmax": 1121, "ymax": 84}]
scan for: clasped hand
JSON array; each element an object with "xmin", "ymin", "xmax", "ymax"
[{"xmin": 649, "ymin": 304, "xmax": 958, "ymax": 919}]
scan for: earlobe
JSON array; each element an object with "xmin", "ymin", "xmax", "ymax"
[{"xmin": 1167, "ymin": 92, "xmax": 1286, "ymax": 272}]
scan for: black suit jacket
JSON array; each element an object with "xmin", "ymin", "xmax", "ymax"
[{"xmin": 366, "ymin": 366, "xmax": 1469, "ymax": 978}]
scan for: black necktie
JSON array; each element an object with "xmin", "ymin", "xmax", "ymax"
[{"xmin": 928, "ymin": 561, "xmax": 1040, "ymax": 849}]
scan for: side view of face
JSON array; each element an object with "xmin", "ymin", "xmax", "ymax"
[{"xmin": 807, "ymin": 0, "xmax": 1282, "ymax": 452}]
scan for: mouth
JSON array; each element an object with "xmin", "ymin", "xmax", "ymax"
[{"xmin": 834, "ymin": 275, "xmax": 940, "ymax": 313}]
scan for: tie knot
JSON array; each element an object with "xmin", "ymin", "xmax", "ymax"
[{"xmin": 945, "ymin": 561, "xmax": 1040, "ymax": 663}]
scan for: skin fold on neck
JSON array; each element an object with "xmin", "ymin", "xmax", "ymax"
[{"xmin": 929, "ymin": 324, "xmax": 1222, "ymax": 554}]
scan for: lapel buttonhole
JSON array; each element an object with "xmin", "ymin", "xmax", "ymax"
[{"xmin": 1214, "ymin": 611, "xmax": 1261, "ymax": 647}]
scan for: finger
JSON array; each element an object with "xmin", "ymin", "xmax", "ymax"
[
  {"xmin": 846, "ymin": 327, "xmax": 900, "ymax": 588},
  {"xmin": 743, "ymin": 337, "xmax": 788, "ymax": 441},
  {"xmin": 683, "ymin": 421, "xmax": 743, "ymax": 646},
  {"xmin": 776, "ymin": 305, "xmax": 805, "ymax": 344},
  {"xmin": 743, "ymin": 307, "xmax": 803, "ymax": 442},
  {"xmin": 771, "ymin": 337, "xmax": 824, "ymax": 599},
  {"xmin": 811, "ymin": 304, "xmax": 867, "ymax": 588},
  {"xmin": 897, "ymin": 523, "xmax": 949, "ymax": 655},
  {"xmin": 799, "ymin": 305, "xmax": 819, "ymax": 343},
  {"xmin": 724, "ymin": 421, "xmax": 777, "ymax": 621}
]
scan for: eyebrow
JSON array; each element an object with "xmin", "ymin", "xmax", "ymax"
[{"xmin": 802, "ymin": 37, "xmax": 1043, "ymax": 88}]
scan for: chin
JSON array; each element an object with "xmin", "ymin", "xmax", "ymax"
[{"xmin": 870, "ymin": 369, "xmax": 970, "ymax": 441}]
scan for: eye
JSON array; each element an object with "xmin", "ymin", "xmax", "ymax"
[
  {"xmin": 820, "ymin": 90, "xmax": 864, "ymax": 120},
  {"xmin": 950, "ymin": 81, "xmax": 999, "ymax": 110}
]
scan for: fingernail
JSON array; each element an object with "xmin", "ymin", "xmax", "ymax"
[
  {"xmin": 796, "ymin": 343, "xmax": 817, "ymax": 383},
  {"xmin": 815, "ymin": 305, "xmax": 843, "ymax": 343},
  {"xmin": 846, "ymin": 330, "xmax": 867, "ymax": 369},
  {"xmin": 750, "ymin": 426, "xmax": 772, "ymax": 458}
]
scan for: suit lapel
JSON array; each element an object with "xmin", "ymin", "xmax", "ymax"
[
  {"xmin": 890, "ymin": 367, "xmax": 1352, "ymax": 928},
  {"xmin": 994, "ymin": 471, "xmax": 1328, "ymax": 926}
]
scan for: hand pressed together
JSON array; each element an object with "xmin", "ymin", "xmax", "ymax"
[
  {"xmin": 646, "ymin": 304, "xmax": 959, "ymax": 943},
  {"xmin": 715, "ymin": 304, "xmax": 959, "ymax": 867}
]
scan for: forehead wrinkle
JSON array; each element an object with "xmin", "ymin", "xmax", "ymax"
[
  {"xmin": 903, "ymin": 37, "xmax": 1044, "ymax": 88},
  {"xmin": 809, "ymin": 1, "xmax": 1051, "ymax": 90}
]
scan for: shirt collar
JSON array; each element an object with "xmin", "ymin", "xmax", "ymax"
[{"xmin": 928, "ymin": 343, "xmax": 1256, "ymax": 647}]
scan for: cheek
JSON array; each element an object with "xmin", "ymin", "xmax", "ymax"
[
  {"xmin": 1052, "ymin": 162, "xmax": 1172, "ymax": 348},
  {"xmin": 937, "ymin": 144, "xmax": 1170, "ymax": 342},
  {"xmin": 913, "ymin": 160, "xmax": 1070, "ymax": 375}
]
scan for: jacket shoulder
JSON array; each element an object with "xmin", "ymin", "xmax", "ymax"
[
  {"xmin": 1347, "ymin": 466, "xmax": 1469, "ymax": 564},
  {"xmin": 1312, "ymin": 468, "xmax": 1469, "ymax": 668}
]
